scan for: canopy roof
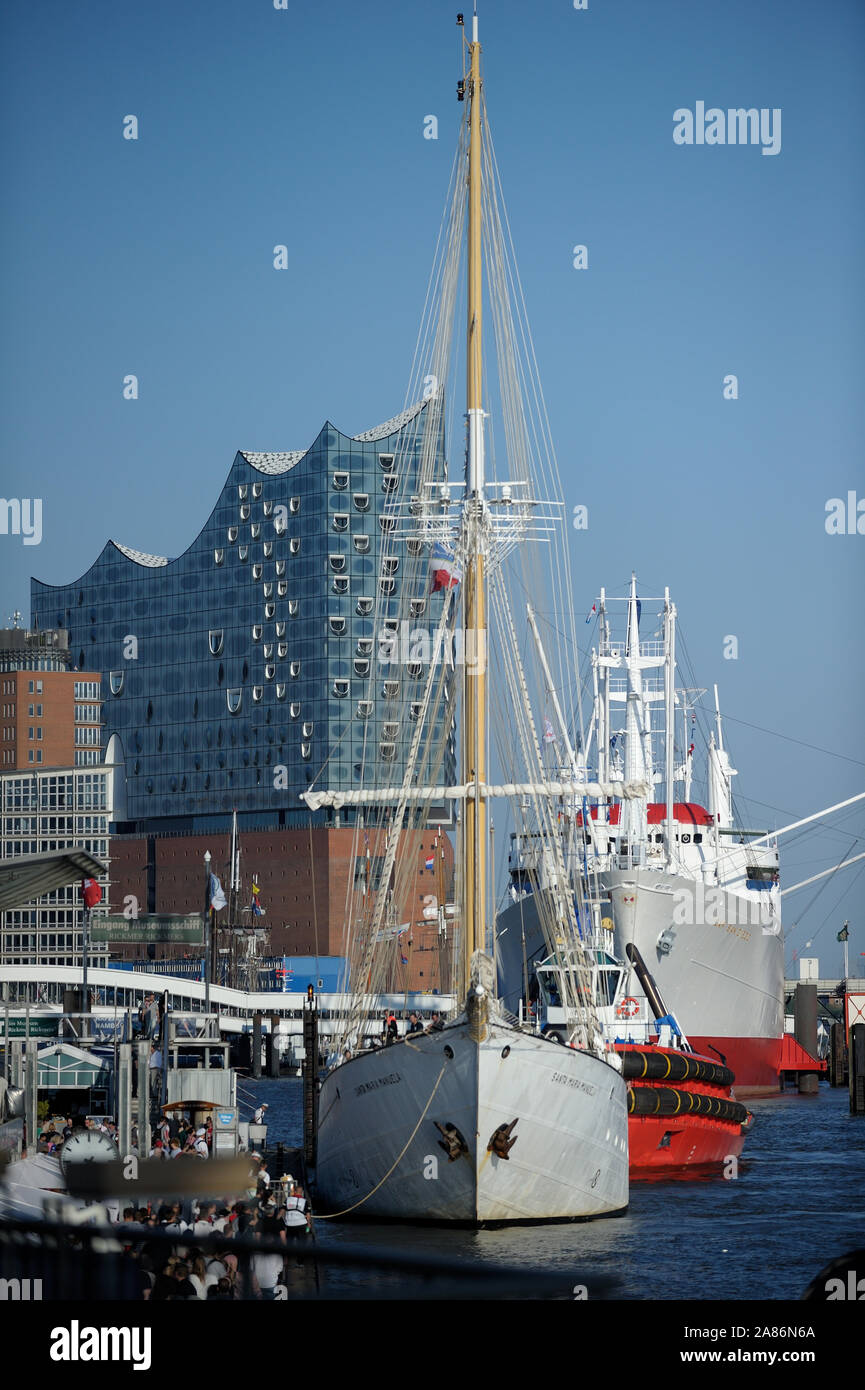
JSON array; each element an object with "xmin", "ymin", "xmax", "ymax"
[{"xmin": 0, "ymin": 848, "xmax": 108, "ymax": 912}]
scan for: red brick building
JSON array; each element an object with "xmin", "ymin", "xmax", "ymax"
[{"xmin": 109, "ymin": 825, "xmax": 455, "ymax": 992}]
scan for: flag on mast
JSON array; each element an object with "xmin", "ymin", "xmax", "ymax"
[
  {"xmin": 251, "ymin": 878, "xmax": 265, "ymax": 917},
  {"xmin": 430, "ymin": 543, "xmax": 462, "ymax": 593},
  {"xmin": 81, "ymin": 878, "xmax": 102, "ymax": 910},
  {"xmin": 209, "ymin": 874, "xmax": 227, "ymax": 912}
]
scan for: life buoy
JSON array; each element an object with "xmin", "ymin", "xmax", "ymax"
[{"xmin": 615, "ymin": 996, "xmax": 640, "ymax": 1020}]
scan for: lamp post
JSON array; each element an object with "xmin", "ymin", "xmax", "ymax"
[{"xmin": 204, "ymin": 850, "xmax": 212, "ymax": 1016}]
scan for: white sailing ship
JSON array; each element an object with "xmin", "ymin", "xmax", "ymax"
[{"xmin": 304, "ymin": 14, "xmax": 633, "ymax": 1222}]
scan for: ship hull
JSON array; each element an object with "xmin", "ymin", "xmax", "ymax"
[
  {"xmin": 313, "ymin": 1019, "xmax": 629, "ymax": 1223},
  {"xmin": 628, "ymin": 1113, "xmax": 747, "ymax": 1176},
  {"xmin": 497, "ymin": 870, "xmax": 785, "ymax": 1097}
]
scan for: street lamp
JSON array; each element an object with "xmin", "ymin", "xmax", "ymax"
[{"xmin": 204, "ymin": 850, "xmax": 212, "ymax": 1017}]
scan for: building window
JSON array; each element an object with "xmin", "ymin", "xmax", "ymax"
[
  {"xmin": 356, "ymin": 597, "xmax": 373, "ymax": 616},
  {"xmin": 332, "ymin": 514, "xmax": 349, "ymax": 533},
  {"xmin": 289, "ymin": 497, "xmax": 300, "ymax": 514},
  {"xmin": 227, "ymin": 689, "xmax": 242, "ymax": 714},
  {"xmin": 109, "ymin": 671, "xmax": 124, "ymax": 695},
  {"xmin": 228, "ymin": 526, "xmax": 238, "ymax": 542},
  {"xmin": 332, "ymin": 471, "xmax": 349, "ymax": 490},
  {"xmin": 209, "ymin": 630, "xmax": 224, "ymax": 656},
  {"xmin": 214, "ymin": 548, "xmax": 224, "ymax": 565},
  {"xmin": 289, "ymin": 538, "xmax": 301, "ymax": 555},
  {"xmin": 354, "ymin": 535, "xmax": 370, "ymax": 554},
  {"xmin": 252, "ymin": 481, "xmax": 262, "ymax": 499},
  {"xmin": 332, "ymin": 680, "xmax": 349, "ymax": 697},
  {"xmin": 353, "ymin": 493, "xmax": 369, "ymax": 511},
  {"xmin": 329, "ymin": 618, "xmax": 347, "ymax": 636},
  {"xmin": 379, "ymin": 453, "xmax": 395, "ymax": 470}
]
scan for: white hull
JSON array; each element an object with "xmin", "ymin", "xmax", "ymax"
[
  {"xmin": 314, "ymin": 1019, "xmax": 628, "ymax": 1222},
  {"xmin": 600, "ymin": 867, "xmax": 785, "ymax": 1043},
  {"xmin": 497, "ymin": 871, "xmax": 785, "ymax": 1089}
]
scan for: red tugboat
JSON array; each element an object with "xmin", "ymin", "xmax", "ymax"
[{"xmin": 529, "ymin": 941, "xmax": 752, "ymax": 1177}]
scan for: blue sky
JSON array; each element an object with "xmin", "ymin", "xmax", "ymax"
[{"xmin": 1, "ymin": 0, "xmax": 863, "ymax": 973}]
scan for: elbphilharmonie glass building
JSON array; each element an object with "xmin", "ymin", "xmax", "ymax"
[{"xmin": 32, "ymin": 399, "xmax": 453, "ymax": 837}]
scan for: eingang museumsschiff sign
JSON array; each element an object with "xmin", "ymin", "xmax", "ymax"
[{"xmin": 90, "ymin": 915, "xmax": 204, "ymax": 945}]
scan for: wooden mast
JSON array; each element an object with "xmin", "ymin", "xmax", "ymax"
[{"xmin": 463, "ymin": 13, "xmax": 487, "ymax": 985}]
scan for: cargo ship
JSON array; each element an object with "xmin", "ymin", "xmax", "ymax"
[{"xmin": 497, "ymin": 576, "xmax": 785, "ymax": 1097}]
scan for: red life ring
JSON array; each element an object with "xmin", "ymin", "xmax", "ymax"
[{"xmin": 615, "ymin": 996, "xmax": 640, "ymax": 1020}]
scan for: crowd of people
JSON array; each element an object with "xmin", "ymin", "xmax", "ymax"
[
  {"xmin": 116, "ymin": 1163, "xmax": 313, "ymax": 1300},
  {"xmin": 36, "ymin": 1106, "xmax": 312, "ymax": 1299}
]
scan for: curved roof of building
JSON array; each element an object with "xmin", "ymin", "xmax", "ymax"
[{"xmin": 33, "ymin": 398, "xmax": 433, "ymax": 593}]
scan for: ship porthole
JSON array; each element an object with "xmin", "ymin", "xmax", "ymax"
[
  {"xmin": 501, "ymin": 1045, "xmax": 510, "ymax": 1059},
  {"xmin": 443, "ymin": 1045, "xmax": 454, "ymax": 1060}
]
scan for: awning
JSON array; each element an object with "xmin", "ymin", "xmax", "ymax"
[{"xmin": 0, "ymin": 848, "xmax": 108, "ymax": 911}]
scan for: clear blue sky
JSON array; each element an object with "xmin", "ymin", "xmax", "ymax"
[{"xmin": 1, "ymin": 0, "xmax": 863, "ymax": 974}]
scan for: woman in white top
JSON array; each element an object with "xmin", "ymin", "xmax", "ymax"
[{"xmin": 188, "ymin": 1253, "xmax": 219, "ymax": 1301}]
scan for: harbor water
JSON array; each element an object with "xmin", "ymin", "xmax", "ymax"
[{"xmin": 252, "ymin": 1079, "xmax": 864, "ymax": 1299}]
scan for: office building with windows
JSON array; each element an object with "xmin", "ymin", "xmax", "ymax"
[{"xmin": 29, "ymin": 402, "xmax": 455, "ymax": 973}]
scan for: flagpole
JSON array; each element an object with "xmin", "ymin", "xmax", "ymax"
[
  {"xmin": 82, "ymin": 904, "xmax": 90, "ymax": 1010},
  {"xmin": 204, "ymin": 849, "xmax": 212, "ymax": 1016}
]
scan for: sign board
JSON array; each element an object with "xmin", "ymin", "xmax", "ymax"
[
  {"xmin": 91, "ymin": 914, "xmax": 204, "ymax": 945},
  {"xmin": 846, "ymin": 994, "xmax": 865, "ymax": 1031},
  {"xmin": 0, "ymin": 1017, "xmax": 59, "ymax": 1038},
  {"xmin": 798, "ymin": 957, "xmax": 819, "ymax": 981}
]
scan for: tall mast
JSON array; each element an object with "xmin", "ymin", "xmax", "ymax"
[{"xmin": 463, "ymin": 12, "xmax": 486, "ymax": 979}]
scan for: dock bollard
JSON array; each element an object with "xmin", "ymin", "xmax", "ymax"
[
  {"xmin": 794, "ymin": 982, "xmax": 819, "ymax": 1095},
  {"xmin": 850, "ymin": 1023, "xmax": 865, "ymax": 1115},
  {"xmin": 829, "ymin": 1020, "xmax": 847, "ymax": 1087}
]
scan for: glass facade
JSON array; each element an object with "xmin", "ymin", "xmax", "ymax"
[
  {"xmin": 0, "ymin": 767, "xmax": 111, "ymax": 965},
  {"xmin": 31, "ymin": 404, "xmax": 454, "ymax": 833}
]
